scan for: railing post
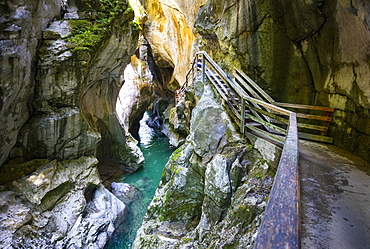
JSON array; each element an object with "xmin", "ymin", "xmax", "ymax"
[
  {"xmin": 201, "ymin": 53, "xmax": 205, "ymax": 83},
  {"xmin": 241, "ymin": 98, "xmax": 246, "ymax": 135}
]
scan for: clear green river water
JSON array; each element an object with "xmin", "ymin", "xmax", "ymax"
[{"xmin": 105, "ymin": 112, "xmax": 174, "ymax": 249}]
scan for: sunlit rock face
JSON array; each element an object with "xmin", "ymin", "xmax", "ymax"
[
  {"xmin": 195, "ymin": 0, "xmax": 370, "ymax": 161},
  {"xmin": 116, "ymin": 39, "xmax": 154, "ymax": 139},
  {"xmin": 139, "ymin": 0, "xmax": 207, "ymax": 88},
  {"xmin": 0, "ymin": 157, "xmax": 127, "ymax": 249}
]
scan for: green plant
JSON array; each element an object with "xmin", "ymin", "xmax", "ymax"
[{"xmin": 66, "ymin": 0, "xmax": 138, "ymax": 51}]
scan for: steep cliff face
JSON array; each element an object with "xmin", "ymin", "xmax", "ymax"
[
  {"xmin": 139, "ymin": 0, "xmax": 206, "ymax": 88},
  {"xmin": 0, "ymin": 0, "xmax": 63, "ymax": 166},
  {"xmin": 195, "ymin": 0, "xmax": 370, "ymax": 161},
  {"xmin": 1, "ymin": 0, "xmax": 142, "ymax": 171},
  {"xmin": 0, "ymin": 0, "xmax": 142, "ymax": 247}
]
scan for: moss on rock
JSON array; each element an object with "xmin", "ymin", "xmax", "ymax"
[{"xmin": 0, "ymin": 159, "xmax": 50, "ymax": 185}]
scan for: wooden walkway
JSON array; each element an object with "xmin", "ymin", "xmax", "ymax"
[
  {"xmin": 300, "ymin": 140, "xmax": 370, "ymax": 249},
  {"xmin": 178, "ymin": 51, "xmax": 369, "ymax": 248}
]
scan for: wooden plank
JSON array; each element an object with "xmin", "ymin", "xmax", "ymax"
[
  {"xmin": 321, "ymin": 111, "xmax": 333, "ymax": 136},
  {"xmin": 296, "ymin": 113, "xmax": 332, "ymax": 122},
  {"xmin": 244, "ymin": 123, "xmax": 285, "ymax": 145},
  {"xmin": 234, "ymin": 68, "xmax": 275, "ymax": 104},
  {"xmin": 241, "ymin": 99, "xmax": 246, "ymax": 134},
  {"xmin": 210, "ymin": 72, "xmax": 242, "ymax": 109},
  {"xmin": 206, "ymin": 72, "xmax": 229, "ymax": 102},
  {"xmin": 298, "ymin": 122, "xmax": 329, "ymax": 132},
  {"xmin": 254, "ymin": 113, "xmax": 300, "ymax": 249},
  {"xmin": 244, "ymin": 96, "xmax": 292, "ymax": 116},
  {"xmin": 245, "ymin": 114, "xmax": 287, "ymax": 135},
  {"xmin": 234, "ymin": 73, "xmax": 263, "ymax": 101},
  {"xmin": 245, "ymin": 104, "xmax": 289, "ymax": 125},
  {"xmin": 298, "ymin": 132, "xmax": 333, "ymax": 143},
  {"xmin": 228, "ymin": 102, "xmax": 242, "ymax": 121},
  {"xmin": 274, "ymin": 102, "xmax": 334, "ymax": 112},
  {"xmin": 207, "ymin": 70, "xmax": 232, "ymax": 99}
]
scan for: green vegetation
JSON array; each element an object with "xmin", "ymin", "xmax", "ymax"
[
  {"xmin": 67, "ymin": 20, "xmax": 106, "ymax": 51},
  {"xmin": 66, "ymin": 0, "xmax": 139, "ymax": 51}
]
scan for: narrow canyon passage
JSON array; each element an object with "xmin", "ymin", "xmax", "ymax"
[
  {"xmin": 105, "ymin": 112, "xmax": 174, "ymax": 248},
  {"xmin": 1, "ymin": 0, "xmax": 370, "ymax": 248}
]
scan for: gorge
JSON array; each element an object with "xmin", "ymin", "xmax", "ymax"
[{"xmin": 0, "ymin": 0, "xmax": 369, "ymax": 248}]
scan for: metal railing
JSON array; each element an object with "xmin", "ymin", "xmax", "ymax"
[{"xmin": 178, "ymin": 51, "xmax": 301, "ymax": 248}]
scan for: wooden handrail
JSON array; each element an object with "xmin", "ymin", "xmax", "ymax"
[
  {"xmin": 232, "ymin": 67, "xmax": 333, "ymax": 142},
  {"xmin": 234, "ymin": 67, "xmax": 275, "ymax": 104},
  {"xmin": 274, "ymin": 102, "xmax": 334, "ymax": 112},
  {"xmin": 191, "ymin": 51, "xmax": 300, "ymax": 249},
  {"xmin": 254, "ymin": 113, "xmax": 300, "ymax": 249}
]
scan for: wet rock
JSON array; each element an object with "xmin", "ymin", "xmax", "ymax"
[
  {"xmin": 59, "ymin": 184, "xmax": 128, "ymax": 249},
  {"xmin": 111, "ymin": 182, "xmax": 143, "ymax": 205},
  {"xmin": 0, "ymin": 159, "xmax": 50, "ymax": 185},
  {"xmin": 11, "ymin": 107, "xmax": 101, "ymax": 161},
  {"xmin": 116, "ymin": 61, "xmax": 154, "ymax": 138},
  {"xmin": 43, "ymin": 20, "xmax": 71, "ymax": 40},
  {"xmin": 162, "ymin": 99, "xmax": 192, "ymax": 147},
  {"xmin": 0, "ymin": 192, "xmax": 32, "ymax": 247},
  {"xmin": 12, "ymin": 157, "xmax": 100, "ymax": 210}
]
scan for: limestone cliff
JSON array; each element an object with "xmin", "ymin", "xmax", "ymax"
[
  {"xmin": 0, "ymin": 0, "xmax": 141, "ymax": 247},
  {"xmin": 195, "ymin": 0, "xmax": 370, "ymax": 161},
  {"xmin": 139, "ymin": 0, "xmax": 207, "ymax": 89},
  {"xmin": 0, "ymin": 0, "xmax": 63, "ymax": 167}
]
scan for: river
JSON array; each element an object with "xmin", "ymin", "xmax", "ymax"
[{"xmin": 105, "ymin": 112, "xmax": 174, "ymax": 249}]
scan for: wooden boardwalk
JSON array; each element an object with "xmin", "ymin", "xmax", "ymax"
[
  {"xmin": 178, "ymin": 51, "xmax": 369, "ymax": 248},
  {"xmin": 300, "ymin": 140, "xmax": 370, "ymax": 248}
]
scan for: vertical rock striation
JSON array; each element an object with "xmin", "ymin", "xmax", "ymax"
[{"xmin": 0, "ymin": 0, "xmax": 63, "ymax": 166}]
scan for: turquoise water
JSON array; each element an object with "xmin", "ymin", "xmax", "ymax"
[{"xmin": 105, "ymin": 112, "xmax": 174, "ymax": 249}]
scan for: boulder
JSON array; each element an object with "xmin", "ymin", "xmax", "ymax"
[
  {"xmin": 133, "ymin": 80, "xmax": 279, "ymax": 248},
  {"xmin": 111, "ymin": 182, "xmax": 143, "ymax": 205},
  {"xmin": 1, "ymin": 156, "xmax": 127, "ymax": 249}
]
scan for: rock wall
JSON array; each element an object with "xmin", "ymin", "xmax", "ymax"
[
  {"xmin": 139, "ymin": 0, "xmax": 207, "ymax": 89},
  {"xmin": 195, "ymin": 0, "xmax": 370, "ymax": 161},
  {"xmin": 1, "ymin": 0, "xmax": 142, "ymax": 171},
  {"xmin": 0, "ymin": 0, "xmax": 143, "ymax": 247},
  {"xmin": 132, "ymin": 80, "xmax": 281, "ymax": 248},
  {"xmin": 0, "ymin": 0, "xmax": 63, "ymax": 166},
  {"xmin": 0, "ymin": 157, "xmax": 127, "ymax": 249}
]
